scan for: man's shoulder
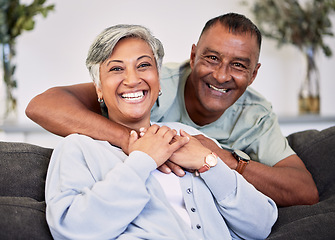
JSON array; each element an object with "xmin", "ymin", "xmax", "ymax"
[
  {"xmin": 154, "ymin": 122, "xmax": 202, "ymax": 135},
  {"xmin": 236, "ymin": 87, "xmax": 272, "ymax": 112},
  {"xmin": 161, "ymin": 61, "xmax": 190, "ymax": 81},
  {"xmin": 151, "ymin": 61, "xmax": 190, "ymax": 121}
]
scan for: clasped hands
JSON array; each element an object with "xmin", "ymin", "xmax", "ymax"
[{"xmin": 128, "ymin": 124, "xmax": 213, "ymax": 176}]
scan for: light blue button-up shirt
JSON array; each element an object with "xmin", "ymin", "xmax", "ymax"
[{"xmin": 46, "ymin": 122, "xmax": 277, "ymax": 240}]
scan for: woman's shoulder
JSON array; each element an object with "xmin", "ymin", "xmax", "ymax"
[
  {"xmin": 153, "ymin": 122, "xmax": 202, "ymax": 135},
  {"xmin": 55, "ymin": 134, "xmax": 110, "ymax": 152}
]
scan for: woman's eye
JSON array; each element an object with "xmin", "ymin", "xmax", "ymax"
[
  {"xmin": 110, "ymin": 67, "xmax": 123, "ymax": 72},
  {"xmin": 138, "ymin": 62, "xmax": 151, "ymax": 69}
]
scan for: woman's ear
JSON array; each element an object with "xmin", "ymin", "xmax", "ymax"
[{"xmin": 94, "ymin": 83, "xmax": 103, "ymax": 100}]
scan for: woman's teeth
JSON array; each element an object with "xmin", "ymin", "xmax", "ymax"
[
  {"xmin": 208, "ymin": 84, "xmax": 228, "ymax": 93},
  {"xmin": 121, "ymin": 91, "xmax": 144, "ymax": 100}
]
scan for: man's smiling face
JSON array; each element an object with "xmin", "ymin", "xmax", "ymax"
[{"xmin": 187, "ymin": 22, "xmax": 261, "ymax": 123}]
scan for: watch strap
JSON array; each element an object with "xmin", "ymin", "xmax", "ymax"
[
  {"xmin": 198, "ymin": 164, "xmax": 210, "ymax": 173},
  {"xmin": 235, "ymin": 160, "xmax": 249, "ymax": 174},
  {"xmin": 232, "ymin": 150, "xmax": 250, "ymax": 175}
]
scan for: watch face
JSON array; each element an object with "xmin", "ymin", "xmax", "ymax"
[
  {"xmin": 205, "ymin": 153, "xmax": 218, "ymax": 167},
  {"xmin": 234, "ymin": 149, "xmax": 250, "ymax": 161}
]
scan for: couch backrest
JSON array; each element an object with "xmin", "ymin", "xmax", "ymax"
[
  {"xmin": 287, "ymin": 126, "xmax": 335, "ymax": 200},
  {"xmin": 1, "ymin": 126, "xmax": 334, "ymax": 202},
  {"xmin": 0, "ymin": 141, "xmax": 53, "ymax": 201}
]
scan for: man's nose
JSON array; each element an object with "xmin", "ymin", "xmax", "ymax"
[
  {"xmin": 212, "ymin": 64, "xmax": 231, "ymax": 83},
  {"xmin": 123, "ymin": 68, "xmax": 141, "ymax": 86}
]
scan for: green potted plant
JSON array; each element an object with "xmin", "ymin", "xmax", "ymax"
[
  {"xmin": 243, "ymin": 0, "xmax": 335, "ymax": 114},
  {"xmin": 0, "ymin": 0, "xmax": 54, "ymax": 121}
]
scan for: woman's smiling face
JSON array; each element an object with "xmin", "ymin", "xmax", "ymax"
[{"xmin": 96, "ymin": 37, "xmax": 160, "ymax": 130}]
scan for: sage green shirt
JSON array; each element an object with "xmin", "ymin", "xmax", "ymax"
[{"xmin": 151, "ymin": 61, "xmax": 294, "ymax": 166}]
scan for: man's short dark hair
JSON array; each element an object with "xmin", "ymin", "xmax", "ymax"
[{"xmin": 200, "ymin": 13, "xmax": 262, "ymax": 52}]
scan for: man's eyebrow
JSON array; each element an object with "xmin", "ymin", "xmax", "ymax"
[
  {"xmin": 234, "ymin": 57, "xmax": 251, "ymax": 65},
  {"xmin": 202, "ymin": 48, "xmax": 221, "ymax": 56}
]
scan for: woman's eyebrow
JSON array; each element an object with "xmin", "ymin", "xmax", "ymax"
[
  {"xmin": 137, "ymin": 55, "xmax": 153, "ymax": 61},
  {"xmin": 106, "ymin": 55, "xmax": 153, "ymax": 66},
  {"xmin": 106, "ymin": 59, "xmax": 123, "ymax": 66}
]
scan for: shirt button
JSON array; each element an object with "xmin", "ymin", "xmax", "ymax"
[
  {"xmin": 191, "ymin": 207, "xmax": 196, "ymax": 212},
  {"xmin": 186, "ymin": 188, "xmax": 192, "ymax": 194},
  {"xmin": 196, "ymin": 224, "xmax": 201, "ymax": 229}
]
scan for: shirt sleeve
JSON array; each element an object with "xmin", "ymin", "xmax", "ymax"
[
  {"xmin": 200, "ymin": 160, "xmax": 278, "ymax": 240},
  {"xmin": 45, "ymin": 134, "xmax": 157, "ymax": 240},
  {"xmin": 246, "ymin": 111, "xmax": 295, "ymax": 166}
]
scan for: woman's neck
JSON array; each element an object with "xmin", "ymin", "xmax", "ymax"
[
  {"xmin": 108, "ymin": 117, "xmax": 151, "ymax": 133},
  {"xmin": 125, "ymin": 121, "xmax": 151, "ymax": 132}
]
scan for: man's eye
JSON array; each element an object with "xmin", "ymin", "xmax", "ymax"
[
  {"xmin": 206, "ymin": 55, "xmax": 219, "ymax": 61},
  {"xmin": 233, "ymin": 62, "xmax": 246, "ymax": 69}
]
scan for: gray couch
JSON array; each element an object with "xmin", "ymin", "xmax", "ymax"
[{"xmin": 1, "ymin": 126, "xmax": 335, "ymax": 239}]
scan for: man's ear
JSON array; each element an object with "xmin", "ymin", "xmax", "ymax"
[
  {"xmin": 190, "ymin": 44, "xmax": 197, "ymax": 69},
  {"xmin": 248, "ymin": 63, "xmax": 261, "ymax": 86}
]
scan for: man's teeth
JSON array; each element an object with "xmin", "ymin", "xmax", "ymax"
[
  {"xmin": 122, "ymin": 91, "xmax": 144, "ymax": 100},
  {"xmin": 209, "ymin": 84, "xmax": 228, "ymax": 93}
]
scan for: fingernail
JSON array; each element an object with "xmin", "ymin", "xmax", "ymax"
[
  {"xmin": 178, "ymin": 169, "xmax": 185, "ymax": 176},
  {"xmin": 139, "ymin": 127, "xmax": 145, "ymax": 132}
]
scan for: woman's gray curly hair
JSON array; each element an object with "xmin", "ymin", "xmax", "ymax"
[{"xmin": 86, "ymin": 24, "xmax": 164, "ymax": 88}]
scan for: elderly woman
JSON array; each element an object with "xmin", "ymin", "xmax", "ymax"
[{"xmin": 45, "ymin": 24, "xmax": 277, "ymax": 240}]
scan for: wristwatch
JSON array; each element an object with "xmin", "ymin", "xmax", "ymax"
[
  {"xmin": 233, "ymin": 150, "xmax": 250, "ymax": 174},
  {"xmin": 197, "ymin": 152, "xmax": 218, "ymax": 174}
]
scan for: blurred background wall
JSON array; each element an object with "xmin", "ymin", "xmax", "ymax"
[{"xmin": 2, "ymin": 0, "xmax": 335, "ymax": 147}]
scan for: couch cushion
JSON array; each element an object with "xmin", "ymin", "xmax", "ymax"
[
  {"xmin": 0, "ymin": 197, "xmax": 52, "ymax": 239},
  {"xmin": 268, "ymin": 195, "xmax": 335, "ymax": 239},
  {"xmin": 268, "ymin": 126, "xmax": 335, "ymax": 239},
  {"xmin": 286, "ymin": 126, "xmax": 335, "ymax": 200},
  {"xmin": 0, "ymin": 141, "xmax": 53, "ymax": 201}
]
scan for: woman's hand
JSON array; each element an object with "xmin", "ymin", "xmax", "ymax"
[
  {"xmin": 169, "ymin": 129, "xmax": 212, "ymax": 171},
  {"xmin": 128, "ymin": 125, "xmax": 189, "ymax": 167}
]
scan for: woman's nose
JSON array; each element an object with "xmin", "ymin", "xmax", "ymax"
[{"xmin": 123, "ymin": 69, "xmax": 141, "ymax": 86}]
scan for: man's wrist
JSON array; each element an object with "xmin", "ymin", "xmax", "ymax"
[
  {"xmin": 120, "ymin": 128, "xmax": 132, "ymax": 155},
  {"xmin": 232, "ymin": 150, "xmax": 250, "ymax": 174}
]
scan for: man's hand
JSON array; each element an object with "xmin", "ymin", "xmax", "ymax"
[
  {"xmin": 169, "ymin": 130, "xmax": 211, "ymax": 170},
  {"xmin": 193, "ymin": 134, "xmax": 222, "ymax": 154},
  {"xmin": 193, "ymin": 134, "xmax": 238, "ymax": 169},
  {"xmin": 157, "ymin": 161, "xmax": 186, "ymax": 177}
]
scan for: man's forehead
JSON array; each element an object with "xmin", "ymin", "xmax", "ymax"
[
  {"xmin": 198, "ymin": 24, "xmax": 259, "ymax": 57},
  {"xmin": 201, "ymin": 24, "xmax": 256, "ymax": 42}
]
